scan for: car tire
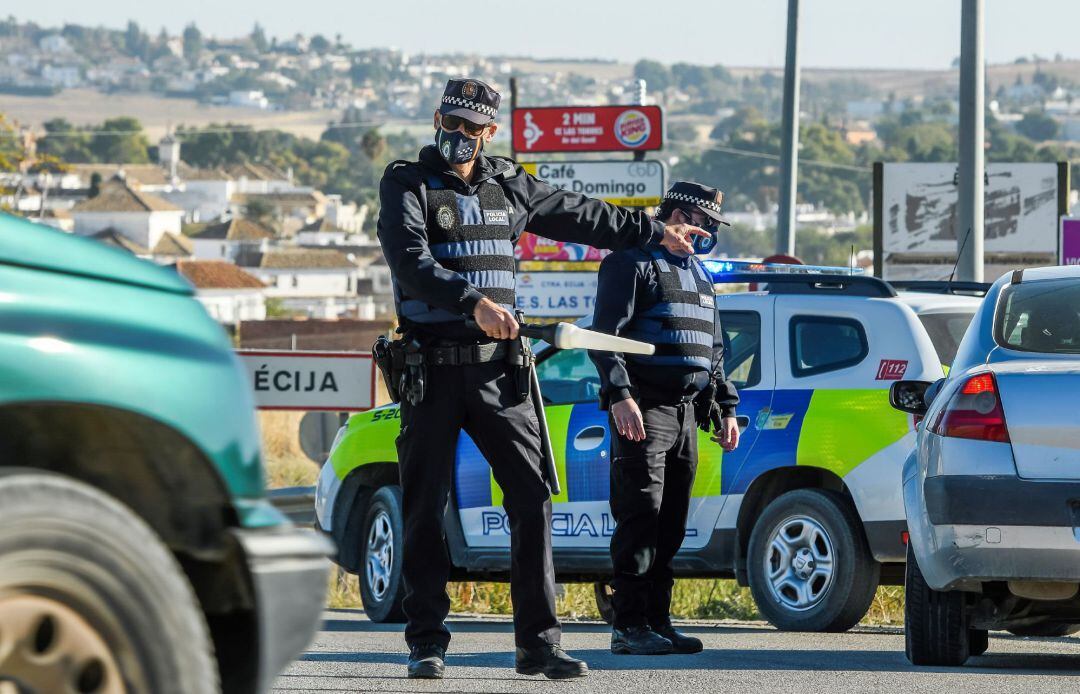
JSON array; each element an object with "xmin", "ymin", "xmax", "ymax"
[
  {"xmin": 747, "ymin": 489, "xmax": 879, "ymax": 632},
  {"xmin": 1007, "ymin": 623, "xmax": 1080, "ymax": 638},
  {"xmin": 593, "ymin": 582, "xmax": 615, "ymax": 625},
  {"xmin": 0, "ymin": 469, "xmax": 219, "ymax": 693},
  {"xmin": 969, "ymin": 628, "xmax": 990, "ymax": 656},
  {"xmin": 358, "ymin": 485, "xmax": 406, "ymax": 623},
  {"xmin": 904, "ymin": 543, "xmax": 971, "ymax": 666}
]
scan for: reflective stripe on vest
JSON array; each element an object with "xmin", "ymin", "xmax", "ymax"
[
  {"xmin": 621, "ymin": 249, "xmax": 716, "ymax": 370},
  {"xmin": 394, "ymin": 177, "xmax": 516, "ymax": 324}
]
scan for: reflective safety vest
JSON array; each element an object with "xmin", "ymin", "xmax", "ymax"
[
  {"xmin": 395, "ymin": 177, "xmax": 516, "ymax": 325},
  {"xmin": 622, "ymin": 248, "xmax": 716, "ymax": 371}
]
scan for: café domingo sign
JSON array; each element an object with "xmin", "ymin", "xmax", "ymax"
[
  {"xmin": 521, "ymin": 160, "xmax": 665, "ymax": 207},
  {"xmin": 512, "ymin": 105, "xmax": 663, "ymax": 153},
  {"xmin": 237, "ymin": 350, "xmax": 376, "ymax": 411}
]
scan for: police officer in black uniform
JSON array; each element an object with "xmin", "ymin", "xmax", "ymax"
[
  {"xmin": 589, "ymin": 181, "xmax": 741, "ymax": 655},
  {"xmin": 377, "ymin": 79, "xmax": 707, "ymax": 680}
]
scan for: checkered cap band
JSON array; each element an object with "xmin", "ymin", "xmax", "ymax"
[
  {"xmin": 664, "ymin": 191, "xmax": 723, "ymax": 214},
  {"xmin": 442, "ymin": 95, "xmax": 498, "ymax": 118}
]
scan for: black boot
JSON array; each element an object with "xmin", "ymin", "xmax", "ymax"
[
  {"xmin": 515, "ymin": 644, "xmax": 589, "ymax": 679},
  {"xmin": 654, "ymin": 624, "xmax": 703, "ymax": 654},
  {"xmin": 407, "ymin": 644, "xmax": 445, "ymax": 679},
  {"xmin": 611, "ymin": 626, "xmax": 674, "ymax": 655}
]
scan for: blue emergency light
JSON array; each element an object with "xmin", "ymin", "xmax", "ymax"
[{"xmin": 701, "ymin": 259, "xmax": 866, "ymax": 282}]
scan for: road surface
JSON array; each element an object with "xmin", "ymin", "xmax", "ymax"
[{"xmin": 275, "ymin": 609, "xmax": 1080, "ymax": 693}]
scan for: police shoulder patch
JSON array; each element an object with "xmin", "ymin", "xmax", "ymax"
[{"xmin": 436, "ymin": 205, "xmax": 455, "ymax": 230}]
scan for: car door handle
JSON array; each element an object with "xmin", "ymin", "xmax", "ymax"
[
  {"xmin": 736, "ymin": 415, "xmax": 750, "ymax": 432},
  {"xmin": 572, "ymin": 425, "xmax": 607, "ymax": 452}
]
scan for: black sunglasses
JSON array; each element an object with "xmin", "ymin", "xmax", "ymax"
[{"xmin": 439, "ymin": 113, "xmax": 490, "ymax": 138}]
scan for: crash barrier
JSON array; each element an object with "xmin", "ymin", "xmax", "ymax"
[{"xmin": 269, "ymin": 486, "xmax": 316, "ymax": 525}]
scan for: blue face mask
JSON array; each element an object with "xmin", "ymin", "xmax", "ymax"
[
  {"xmin": 436, "ymin": 127, "xmax": 483, "ymax": 165},
  {"xmin": 693, "ymin": 228, "xmax": 718, "ymax": 255}
]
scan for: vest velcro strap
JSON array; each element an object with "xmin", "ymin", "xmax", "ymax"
[
  {"xmin": 439, "ymin": 255, "xmax": 517, "ymax": 273},
  {"xmin": 652, "ymin": 343, "xmax": 713, "ymax": 359},
  {"xmin": 478, "ymin": 287, "xmax": 516, "ymax": 305},
  {"xmin": 654, "ymin": 317, "xmax": 715, "ymax": 334},
  {"xmin": 432, "ymin": 226, "xmax": 514, "ymax": 243},
  {"xmin": 659, "ymin": 289, "xmax": 704, "ymax": 305}
]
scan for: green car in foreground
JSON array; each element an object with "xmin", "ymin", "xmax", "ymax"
[{"xmin": 0, "ymin": 214, "xmax": 330, "ymax": 693}]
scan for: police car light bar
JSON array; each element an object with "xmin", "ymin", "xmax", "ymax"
[{"xmin": 701, "ymin": 259, "xmax": 867, "ymax": 281}]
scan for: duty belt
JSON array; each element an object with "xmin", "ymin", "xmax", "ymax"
[{"xmin": 428, "ymin": 342, "xmax": 508, "ymax": 366}]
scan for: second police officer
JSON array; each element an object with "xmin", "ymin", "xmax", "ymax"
[
  {"xmin": 377, "ymin": 79, "xmax": 709, "ymax": 680},
  {"xmin": 590, "ymin": 182, "xmax": 741, "ymax": 655}
]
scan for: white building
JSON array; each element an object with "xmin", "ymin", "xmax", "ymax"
[
  {"xmin": 228, "ymin": 90, "xmax": 270, "ymax": 109},
  {"xmin": 174, "ymin": 260, "xmax": 267, "ymax": 326},
  {"xmin": 71, "ymin": 180, "xmax": 184, "ymax": 250},
  {"xmin": 244, "ymin": 248, "xmax": 367, "ymax": 319},
  {"xmin": 188, "ymin": 217, "xmax": 275, "ymax": 262}
]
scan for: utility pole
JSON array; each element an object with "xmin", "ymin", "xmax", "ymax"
[
  {"xmin": 776, "ymin": 0, "xmax": 801, "ymax": 256},
  {"xmin": 956, "ymin": 0, "xmax": 985, "ymax": 281}
]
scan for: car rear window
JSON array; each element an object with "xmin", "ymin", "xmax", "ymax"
[
  {"xmin": 995, "ymin": 278, "xmax": 1080, "ymax": 354},
  {"xmin": 917, "ymin": 312, "xmax": 975, "ymax": 366}
]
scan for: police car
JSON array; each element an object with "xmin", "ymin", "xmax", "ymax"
[{"xmin": 315, "ymin": 263, "xmax": 984, "ymax": 631}]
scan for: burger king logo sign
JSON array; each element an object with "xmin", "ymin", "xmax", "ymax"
[{"xmin": 614, "ymin": 109, "xmax": 651, "ymax": 148}]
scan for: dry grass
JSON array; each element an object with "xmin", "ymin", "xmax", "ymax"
[
  {"xmin": 259, "ymin": 411, "xmax": 320, "ymax": 488},
  {"xmin": 325, "ymin": 571, "xmax": 904, "ymax": 625}
]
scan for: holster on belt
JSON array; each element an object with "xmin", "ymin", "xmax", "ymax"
[
  {"xmin": 506, "ymin": 310, "xmax": 533, "ymax": 403},
  {"xmin": 372, "ymin": 334, "xmax": 426, "ymax": 405},
  {"xmin": 372, "ymin": 335, "xmax": 401, "ymax": 404}
]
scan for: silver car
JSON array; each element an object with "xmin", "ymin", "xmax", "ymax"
[{"xmin": 890, "ymin": 265, "xmax": 1080, "ymax": 666}]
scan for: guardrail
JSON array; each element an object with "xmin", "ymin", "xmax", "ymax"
[{"xmin": 268, "ymin": 486, "xmax": 316, "ymax": 525}]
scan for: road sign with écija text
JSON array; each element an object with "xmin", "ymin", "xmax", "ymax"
[{"xmin": 237, "ymin": 350, "xmax": 375, "ymax": 411}]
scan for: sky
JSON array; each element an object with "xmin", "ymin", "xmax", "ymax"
[{"xmin": 12, "ymin": 0, "xmax": 1080, "ymax": 70}]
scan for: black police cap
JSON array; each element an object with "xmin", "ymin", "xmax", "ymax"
[
  {"xmin": 663, "ymin": 181, "xmax": 730, "ymax": 226},
  {"xmin": 439, "ymin": 78, "xmax": 501, "ymax": 125}
]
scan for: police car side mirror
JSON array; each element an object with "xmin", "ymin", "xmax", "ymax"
[{"xmin": 889, "ymin": 380, "xmax": 932, "ymax": 416}]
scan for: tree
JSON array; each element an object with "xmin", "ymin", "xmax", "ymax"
[
  {"xmin": 89, "ymin": 117, "xmax": 150, "ymax": 163},
  {"xmin": 360, "ymin": 129, "xmax": 387, "ymax": 161},
  {"xmin": 250, "ymin": 23, "xmax": 268, "ymax": 53},
  {"xmin": 182, "ymin": 23, "xmax": 203, "ymax": 63},
  {"xmin": 633, "ymin": 60, "xmax": 670, "ymax": 92},
  {"xmin": 1016, "ymin": 111, "xmax": 1059, "ymax": 142},
  {"xmin": 0, "ymin": 114, "xmax": 26, "ymax": 173},
  {"xmin": 124, "ymin": 21, "xmax": 148, "ymax": 59},
  {"xmin": 310, "ymin": 34, "xmax": 331, "ymax": 54},
  {"xmin": 37, "ymin": 118, "xmax": 93, "ymax": 162}
]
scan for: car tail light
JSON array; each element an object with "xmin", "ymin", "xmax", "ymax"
[{"xmin": 928, "ymin": 372, "xmax": 1010, "ymax": 443}]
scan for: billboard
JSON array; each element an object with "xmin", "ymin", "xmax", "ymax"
[
  {"xmin": 521, "ymin": 159, "xmax": 665, "ymax": 207},
  {"xmin": 873, "ymin": 162, "xmax": 1069, "ymax": 280},
  {"xmin": 515, "ymin": 271, "xmax": 598, "ymax": 318},
  {"xmin": 1062, "ymin": 217, "xmax": 1080, "ymax": 266},
  {"xmin": 511, "ymin": 105, "xmax": 663, "ymax": 153},
  {"xmin": 515, "ymin": 233, "xmax": 610, "ymax": 262}
]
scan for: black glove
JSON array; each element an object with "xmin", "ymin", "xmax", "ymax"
[{"xmin": 693, "ymin": 382, "xmax": 724, "ymax": 434}]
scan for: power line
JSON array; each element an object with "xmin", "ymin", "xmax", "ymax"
[
  {"xmin": 0, "ymin": 119, "xmax": 428, "ymax": 139},
  {"xmin": 667, "ymin": 140, "xmax": 867, "ymax": 173}
]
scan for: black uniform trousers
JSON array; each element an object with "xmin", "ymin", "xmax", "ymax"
[
  {"xmin": 396, "ymin": 358, "xmax": 560, "ymax": 650},
  {"xmin": 608, "ymin": 402, "xmax": 697, "ymax": 630}
]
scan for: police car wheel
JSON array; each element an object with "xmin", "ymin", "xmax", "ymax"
[
  {"xmin": 0, "ymin": 469, "xmax": 220, "ymax": 693},
  {"xmin": 747, "ymin": 489, "xmax": 879, "ymax": 632},
  {"xmin": 358, "ymin": 485, "xmax": 406, "ymax": 623},
  {"xmin": 904, "ymin": 542, "xmax": 971, "ymax": 666}
]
